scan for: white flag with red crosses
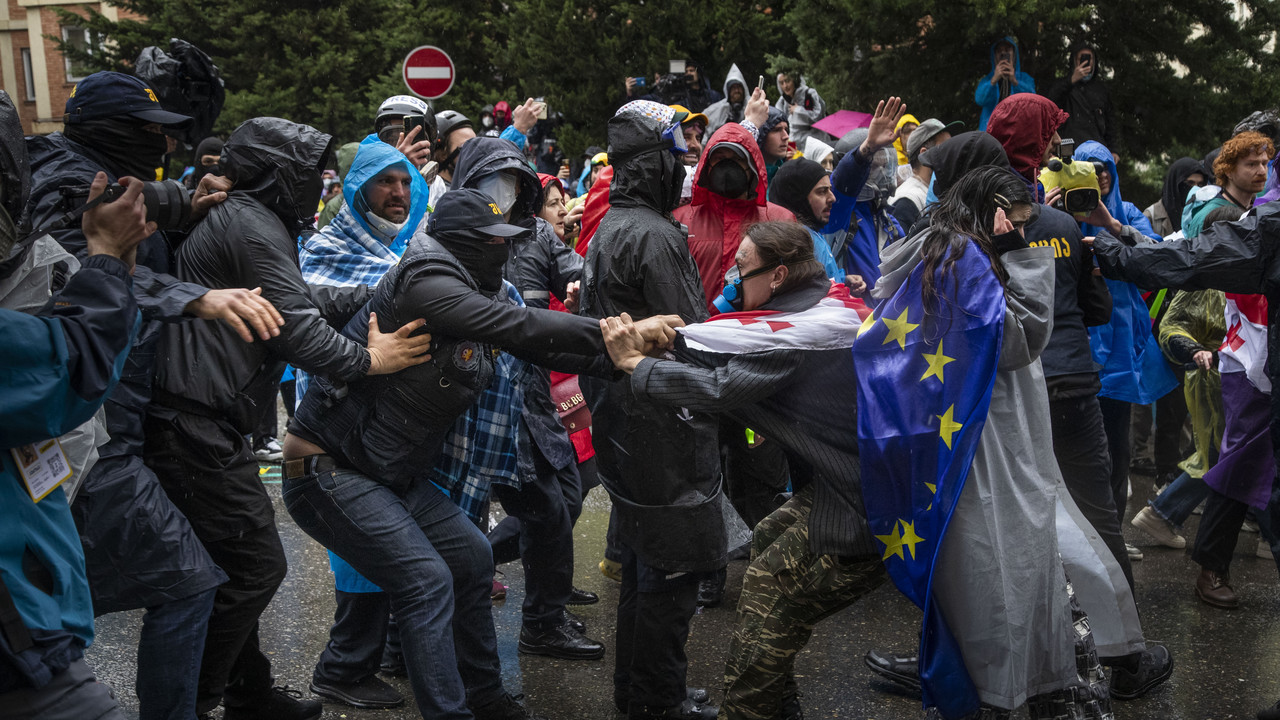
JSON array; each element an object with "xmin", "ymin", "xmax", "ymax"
[
  {"xmin": 678, "ymin": 283, "xmax": 870, "ymax": 354},
  {"xmin": 1220, "ymin": 292, "xmax": 1270, "ymax": 393}
]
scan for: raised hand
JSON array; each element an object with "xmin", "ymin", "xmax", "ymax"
[{"xmin": 861, "ymin": 97, "xmax": 907, "ymax": 154}]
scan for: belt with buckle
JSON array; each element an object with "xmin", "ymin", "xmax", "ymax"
[{"xmin": 282, "ymin": 454, "xmax": 337, "ymax": 480}]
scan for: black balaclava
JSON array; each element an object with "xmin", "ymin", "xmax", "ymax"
[
  {"xmin": 190, "ymin": 136, "xmax": 225, "ymax": 186},
  {"xmin": 438, "ymin": 229, "xmax": 512, "ymax": 293},
  {"xmin": 1162, "ymin": 157, "xmax": 1208, "ymax": 232},
  {"xmin": 772, "ymin": 158, "xmax": 828, "ymax": 229},
  {"xmin": 65, "ymin": 117, "xmax": 168, "ymax": 180}
]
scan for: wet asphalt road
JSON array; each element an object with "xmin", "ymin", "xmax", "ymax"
[{"xmin": 88, "ymin": 467, "xmax": 1280, "ymax": 719}]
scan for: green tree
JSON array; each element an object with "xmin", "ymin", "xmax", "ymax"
[
  {"xmin": 785, "ymin": 0, "xmax": 1280, "ymax": 205},
  {"xmin": 55, "ymin": 0, "xmax": 508, "ymax": 144},
  {"xmin": 489, "ymin": 0, "xmax": 796, "ymax": 157}
]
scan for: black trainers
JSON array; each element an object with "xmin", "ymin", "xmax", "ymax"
[
  {"xmin": 864, "ymin": 648, "xmax": 921, "ymax": 695},
  {"xmin": 567, "ymin": 586, "xmax": 599, "ymax": 605},
  {"xmin": 310, "ymin": 675, "xmax": 405, "ymax": 709},
  {"xmin": 519, "ymin": 622, "xmax": 606, "ymax": 660},
  {"xmin": 1108, "ymin": 644, "xmax": 1174, "ymax": 700},
  {"xmin": 696, "ymin": 568, "xmax": 726, "ymax": 608},
  {"xmin": 379, "ymin": 649, "xmax": 407, "ymax": 677},
  {"xmin": 223, "ymin": 685, "xmax": 322, "ymax": 720},
  {"xmin": 629, "ymin": 698, "xmax": 718, "ymax": 720},
  {"xmin": 473, "ymin": 691, "xmax": 549, "ymax": 720}
]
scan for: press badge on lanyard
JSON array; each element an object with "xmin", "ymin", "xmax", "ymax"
[{"xmin": 10, "ymin": 439, "xmax": 72, "ymax": 502}]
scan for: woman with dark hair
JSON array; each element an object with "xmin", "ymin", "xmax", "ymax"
[
  {"xmin": 599, "ymin": 220, "xmax": 877, "ymax": 720},
  {"xmin": 863, "ymin": 166, "xmax": 1113, "ymax": 718}
]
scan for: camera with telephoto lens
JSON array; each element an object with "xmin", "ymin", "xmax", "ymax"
[
  {"xmin": 65, "ymin": 179, "xmax": 193, "ymax": 231},
  {"xmin": 1039, "ymin": 156, "xmax": 1103, "ymax": 219}
]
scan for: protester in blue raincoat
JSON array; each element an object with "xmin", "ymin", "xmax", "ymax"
[
  {"xmin": 975, "ymin": 37, "xmax": 1036, "ymax": 131},
  {"xmin": 1072, "ymin": 140, "xmax": 1179, "ymax": 535}
]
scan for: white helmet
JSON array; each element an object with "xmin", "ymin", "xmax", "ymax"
[{"xmin": 375, "ymin": 95, "xmax": 431, "ymax": 130}]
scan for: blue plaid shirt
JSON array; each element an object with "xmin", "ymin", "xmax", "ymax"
[{"xmin": 430, "ymin": 284, "xmax": 525, "ymax": 524}]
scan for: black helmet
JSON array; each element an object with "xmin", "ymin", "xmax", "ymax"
[{"xmin": 435, "ymin": 110, "xmax": 473, "ymax": 150}]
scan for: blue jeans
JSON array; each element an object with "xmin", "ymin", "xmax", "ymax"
[
  {"xmin": 283, "ymin": 468, "xmax": 502, "ymax": 719},
  {"xmin": 136, "ymin": 588, "xmax": 216, "ymax": 720},
  {"xmin": 1149, "ymin": 471, "xmax": 1211, "ymax": 528}
]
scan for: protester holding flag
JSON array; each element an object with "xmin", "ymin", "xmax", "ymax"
[
  {"xmin": 857, "ymin": 166, "xmax": 1112, "ymax": 719},
  {"xmin": 597, "ymin": 221, "xmax": 877, "ymax": 720}
]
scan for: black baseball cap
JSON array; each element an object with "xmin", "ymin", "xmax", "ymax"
[
  {"xmin": 429, "ymin": 188, "xmax": 529, "ymax": 238},
  {"xmin": 64, "ymin": 72, "xmax": 193, "ymax": 128}
]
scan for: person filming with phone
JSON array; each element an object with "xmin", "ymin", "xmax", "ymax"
[{"xmin": 1047, "ymin": 41, "xmax": 1119, "ymax": 155}]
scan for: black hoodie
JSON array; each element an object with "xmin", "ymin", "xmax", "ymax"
[
  {"xmin": 153, "ymin": 117, "xmax": 373, "ymax": 440},
  {"xmin": 1046, "ymin": 41, "xmax": 1118, "ymax": 151}
]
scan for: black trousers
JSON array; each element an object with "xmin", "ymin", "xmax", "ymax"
[
  {"xmin": 1192, "ymin": 488, "xmax": 1250, "ymax": 574},
  {"xmin": 144, "ymin": 411, "xmax": 287, "ymax": 714},
  {"xmin": 1049, "ymin": 394, "xmax": 1134, "ymax": 590},
  {"xmin": 490, "ymin": 445, "xmax": 583, "ymax": 630},
  {"xmin": 1154, "ymin": 383, "xmax": 1189, "ymax": 479},
  {"xmin": 613, "ymin": 543, "xmax": 700, "ymax": 710},
  {"xmin": 313, "ymin": 590, "xmax": 391, "ymax": 684},
  {"xmin": 1098, "ymin": 396, "xmax": 1133, "ymax": 525}
]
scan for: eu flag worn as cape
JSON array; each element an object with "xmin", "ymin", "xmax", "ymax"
[{"xmin": 853, "ymin": 238, "xmax": 1005, "ymax": 719}]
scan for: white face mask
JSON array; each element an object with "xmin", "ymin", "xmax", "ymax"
[
  {"xmin": 363, "ymin": 209, "xmax": 406, "ymax": 242},
  {"xmin": 476, "ymin": 172, "xmax": 519, "ymax": 215}
]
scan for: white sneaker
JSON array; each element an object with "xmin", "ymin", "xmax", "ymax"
[
  {"xmin": 1131, "ymin": 506, "xmax": 1187, "ymax": 549},
  {"xmin": 1259, "ymin": 538, "xmax": 1274, "ymax": 561},
  {"xmin": 1126, "ymin": 543, "xmax": 1144, "ymax": 561},
  {"xmin": 1243, "ymin": 519, "xmax": 1260, "ymax": 533},
  {"xmin": 254, "ymin": 437, "xmax": 284, "ymax": 463}
]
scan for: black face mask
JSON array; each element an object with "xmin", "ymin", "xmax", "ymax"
[
  {"xmin": 705, "ymin": 159, "xmax": 751, "ymax": 199},
  {"xmin": 64, "ymin": 118, "xmax": 168, "ymax": 181},
  {"xmin": 443, "ymin": 236, "xmax": 510, "ymax": 293}
]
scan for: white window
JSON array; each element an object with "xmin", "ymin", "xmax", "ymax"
[
  {"xmin": 20, "ymin": 48, "xmax": 35, "ymax": 102},
  {"xmin": 61, "ymin": 25, "xmax": 100, "ymax": 83}
]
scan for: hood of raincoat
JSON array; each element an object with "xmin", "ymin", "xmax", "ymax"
[
  {"xmin": 987, "ymin": 93, "xmax": 1068, "ymax": 188},
  {"xmin": 452, "ymin": 135, "xmax": 542, "ymax": 230},
  {"xmin": 691, "ymin": 123, "xmax": 767, "ymax": 207},
  {"xmin": 0, "ymin": 90, "xmax": 29, "ymax": 231},
  {"xmin": 723, "ymin": 63, "xmax": 748, "ymax": 101},
  {"xmin": 775, "ymin": 72, "xmax": 812, "ymax": 103},
  {"xmin": 1161, "ymin": 157, "xmax": 1208, "ymax": 233},
  {"xmin": 836, "ymin": 128, "xmax": 896, "ymax": 200},
  {"xmin": 892, "ymin": 113, "xmax": 920, "ymax": 166},
  {"xmin": 605, "ymin": 103, "xmax": 687, "ymax": 215},
  {"xmin": 924, "ymin": 131, "xmax": 1012, "ymax": 200},
  {"xmin": 221, "ymin": 117, "xmax": 334, "ymax": 236},
  {"xmin": 344, "ymin": 134, "xmax": 429, "ymax": 252},
  {"xmin": 335, "ymin": 141, "xmax": 360, "ymax": 179},
  {"xmin": 989, "ymin": 36, "xmax": 1025, "ymax": 76},
  {"xmin": 1066, "ymin": 40, "xmax": 1100, "ymax": 82},
  {"xmin": 1074, "ymin": 140, "xmax": 1125, "ymax": 230},
  {"xmin": 803, "ymin": 136, "xmax": 834, "ymax": 166}
]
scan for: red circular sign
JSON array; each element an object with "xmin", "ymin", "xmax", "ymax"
[{"xmin": 402, "ymin": 45, "xmax": 455, "ymax": 100}]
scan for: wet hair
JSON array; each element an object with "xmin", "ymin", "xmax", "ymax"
[
  {"xmin": 741, "ymin": 221, "xmax": 825, "ymax": 295},
  {"xmin": 922, "ymin": 166, "xmax": 1031, "ymax": 315},
  {"xmin": 1214, "ymin": 131, "xmax": 1275, "ymax": 186},
  {"xmin": 1202, "ymin": 204, "xmax": 1245, "ymax": 229}
]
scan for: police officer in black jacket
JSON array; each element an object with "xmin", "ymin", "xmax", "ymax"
[{"xmin": 282, "ymin": 187, "xmax": 680, "ymax": 720}]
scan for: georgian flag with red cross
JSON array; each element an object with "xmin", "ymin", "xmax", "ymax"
[
  {"xmin": 678, "ymin": 282, "xmax": 871, "ymax": 354},
  {"xmin": 1220, "ymin": 292, "xmax": 1270, "ymax": 393}
]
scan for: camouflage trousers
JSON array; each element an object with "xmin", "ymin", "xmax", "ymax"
[{"xmin": 719, "ymin": 485, "xmax": 886, "ymax": 720}]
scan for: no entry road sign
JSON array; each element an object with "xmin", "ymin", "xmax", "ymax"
[{"xmin": 403, "ymin": 45, "xmax": 455, "ymax": 100}]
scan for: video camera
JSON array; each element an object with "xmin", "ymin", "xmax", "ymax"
[{"xmin": 1039, "ymin": 145, "xmax": 1104, "ymax": 219}]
